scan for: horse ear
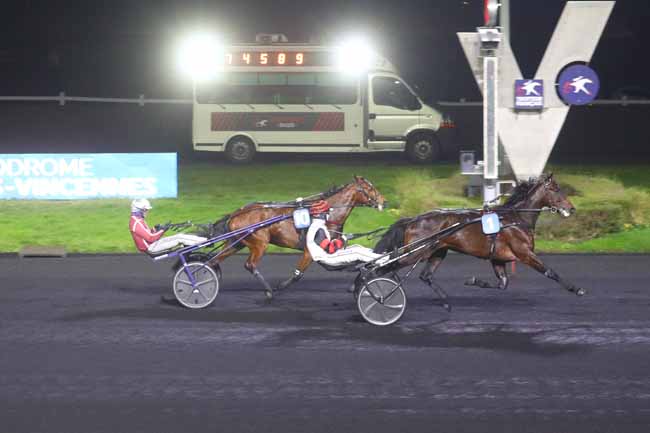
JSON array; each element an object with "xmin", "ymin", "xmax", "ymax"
[
  {"xmin": 353, "ymin": 175, "xmax": 361, "ymax": 182},
  {"xmin": 544, "ymin": 172, "xmax": 554, "ymax": 184}
]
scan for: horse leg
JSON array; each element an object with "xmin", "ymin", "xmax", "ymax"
[
  {"xmin": 515, "ymin": 249, "xmax": 586, "ymax": 296},
  {"xmin": 465, "ymin": 260, "xmax": 509, "ymax": 290},
  {"xmin": 206, "ymin": 240, "xmax": 244, "ymax": 269},
  {"xmin": 492, "ymin": 261, "xmax": 509, "ymax": 289},
  {"xmin": 419, "ymin": 249, "xmax": 452, "ymax": 312},
  {"xmin": 242, "ymin": 240, "xmax": 275, "ymax": 300},
  {"xmin": 277, "ymin": 251, "xmax": 312, "ymax": 291}
]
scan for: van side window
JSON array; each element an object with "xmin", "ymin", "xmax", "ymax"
[
  {"xmin": 372, "ymin": 77, "xmax": 421, "ymax": 110},
  {"xmin": 196, "ymin": 72, "xmax": 358, "ymax": 105}
]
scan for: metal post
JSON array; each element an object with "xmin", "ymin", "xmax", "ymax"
[
  {"xmin": 191, "ymin": 79, "xmax": 197, "ymax": 145},
  {"xmin": 478, "ymin": 1, "xmax": 502, "ymax": 204},
  {"xmin": 501, "ymin": 0, "xmax": 510, "ymax": 42},
  {"xmin": 497, "ymin": 0, "xmax": 514, "ymax": 182},
  {"xmin": 482, "ymin": 54, "xmax": 499, "ymax": 203}
]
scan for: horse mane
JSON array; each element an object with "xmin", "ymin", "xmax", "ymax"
[
  {"xmin": 501, "ymin": 179, "xmax": 540, "ymax": 208},
  {"xmin": 221, "ymin": 182, "xmax": 352, "ymax": 215},
  {"xmin": 319, "ymin": 183, "xmax": 349, "ymax": 200},
  {"xmin": 377, "ymin": 178, "xmax": 543, "ymax": 224}
]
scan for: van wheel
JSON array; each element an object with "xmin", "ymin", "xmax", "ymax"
[
  {"xmin": 225, "ymin": 137, "xmax": 256, "ymax": 164},
  {"xmin": 406, "ymin": 133, "xmax": 440, "ymax": 164}
]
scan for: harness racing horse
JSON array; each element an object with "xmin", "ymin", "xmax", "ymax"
[
  {"xmin": 205, "ymin": 176, "xmax": 385, "ymax": 299},
  {"xmin": 372, "ymin": 174, "xmax": 584, "ymax": 308}
]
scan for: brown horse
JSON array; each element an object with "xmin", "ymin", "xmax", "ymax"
[
  {"xmin": 205, "ymin": 176, "xmax": 385, "ymax": 299},
  {"xmin": 372, "ymin": 174, "xmax": 584, "ymax": 308}
]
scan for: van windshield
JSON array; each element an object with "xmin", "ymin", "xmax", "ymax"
[{"xmin": 372, "ymin": 76, "xmax": 421, "ymax": 110}]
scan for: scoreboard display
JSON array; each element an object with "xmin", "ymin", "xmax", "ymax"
[{"xmin": 225, "ymin": 50, "xmax": 332, "ymax": 67}]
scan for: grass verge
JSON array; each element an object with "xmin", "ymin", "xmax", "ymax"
[{"xmin": 0, "ymin": 161, "xmax": 648, "ymax": 253}]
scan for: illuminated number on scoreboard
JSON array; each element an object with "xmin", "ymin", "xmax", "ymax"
[{"xmin": 223, "ymin": 51, "xmax": 321, "ymax": 66}]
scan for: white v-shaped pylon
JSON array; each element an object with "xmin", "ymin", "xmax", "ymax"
[{"xmin": 458, "ymin": 1, "xmax": 615, "ymax": 180}]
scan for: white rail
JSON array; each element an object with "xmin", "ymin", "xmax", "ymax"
[
  {"xmin": 0, "ymin": 93, "xmax": 192, "ymax": 106},
  {"xmin": 438, "ymin": 99, "xmax": 650, "ymax": 107},
  {"xmin": 0, "ymin": 94, "xmax": 648, "ymax": 107}
]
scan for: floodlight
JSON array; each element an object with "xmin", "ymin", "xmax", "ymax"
[
  {"xmin": 336, "ymin": 36, "xmax": 375, "ymax": 75},
  {"xmin": 177, "ymin": 33, "xmax": 224, "ymax": 82}
]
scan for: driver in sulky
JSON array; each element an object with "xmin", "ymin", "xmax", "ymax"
[
  {"xmin": 129, "ymin": 199, "xmax": 207, "ymax": 255},
  {"xmin": 306, "ymin": 200, "xmax": 388, "ymax": 267}
]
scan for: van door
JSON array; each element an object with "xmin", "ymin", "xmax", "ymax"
[{"xmin": 367, "ymin": 75, "xmax": 422, "ymax": 150}]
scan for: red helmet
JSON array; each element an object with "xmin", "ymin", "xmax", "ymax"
[{"xmin": 309, "ymin": 200, "xmax": 330, "ymax": 215}]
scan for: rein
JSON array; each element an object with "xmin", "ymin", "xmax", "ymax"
[
  {"xmin": 210, "ymin": 180, "xmax": 382, "ymax": 232},
  {"xmin": 495, "ymin": 206, "xmax": 558, "ymax": 214},
  {"xmin": 413, "ymin": 206, "xmax": 555, "ymax": 217},
  {"xmin": 329, "ymin": 226, "xmax": 388, "ymax": 241}
]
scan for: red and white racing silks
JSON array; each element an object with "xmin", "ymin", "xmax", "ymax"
[
  {"xmin": 129, "ymin": 213, "xmax": 164, "ymax": 253},
  {"xmin": 306, "ymin": 218, "xmax": 388, "ymax": 267}
]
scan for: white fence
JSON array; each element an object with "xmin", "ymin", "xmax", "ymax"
[
  {"xmin": 0, "ymin": 93, "xmax": 192, "ymax": 106},
  {"xmin": 0, "ymin": 93, "xmax": 649, "ymax": 107},
  {"xmin": 437, "ymin": 99, "xmax": 650, "ymax": 107}
]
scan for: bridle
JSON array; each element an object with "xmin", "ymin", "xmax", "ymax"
[
  {"xmin": 354, "ymin": 183, "xmax": 382, "ymax": 209},
  {"xmin": 326, "ymin": 181, "xmax": 383, "ymax": 229}
]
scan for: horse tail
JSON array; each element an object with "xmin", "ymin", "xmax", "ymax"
[
  {"xmin": 193, "ymin": 214, "xmax": 231, "ymax": 238},
  {"xmin": 373, "ymin": 218, "xmax": 410, "ymax": 253},
  {"xmin": 207, "ymin": 214, "xmax": 231, "ymax": 238}
]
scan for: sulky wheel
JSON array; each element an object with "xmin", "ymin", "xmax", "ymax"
[
  {"xmin": 357, "ymin": 277, "xmax": 406, "ymax": 326},
  {"xmin": 173, "ymin": 262, "xmax": 220, "ymax": 309},
  {"xmin": 185, "ymin": 253, "xmax": 222, "ymax": 281}
]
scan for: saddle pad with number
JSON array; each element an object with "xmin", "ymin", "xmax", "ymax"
[
  {"xmin": 481, "ymin": 213, "xmax": 501, "ymax": 235},
  {"xmin": 293, "ymin": 208, "xmax": 311, "ymax": 229}
]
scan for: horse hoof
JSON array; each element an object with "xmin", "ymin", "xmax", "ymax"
[
  {"xmin": 443, "ymin": 303, "xmax": 452, "ymax": 313},
  {"xmin": 575, "ymin": 288, "xmax": 587, "ymax": 297},
  {"xmin": 160, "ymin": 295, "xmax": 181, "ymax": 307},
  {"xmin": 265, "ymin": 290, "xmax": 274, "ymax": 300},
  {"xmin": 464, "ymin": 277, "xmax": 477, "ymax": 286}
]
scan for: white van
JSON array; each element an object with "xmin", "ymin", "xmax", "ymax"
[{"xmin": 192, "ymin": 35, "xmax": 450, "ymax": 163}]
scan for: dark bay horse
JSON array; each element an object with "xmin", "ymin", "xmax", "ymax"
[
  {"xmin": 372, "ymin": 174, "xmax": 585, "ymax": 306},
  {"xmin": 205, "ymin": 176, "xmax": 385, "ymax": 298}
]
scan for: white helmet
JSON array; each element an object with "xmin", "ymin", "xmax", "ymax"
[{"xmin": 131, "ymin": 198, "xmax": 152, "ymax": 213}]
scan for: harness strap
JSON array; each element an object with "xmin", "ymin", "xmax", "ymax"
[
  {"xmin": 488, "ymin": 233, "xmax": 498, "ymax": 260},
  {"xmin": 329, "ymin": 227, "xmax": 388, "ymax": 241}
]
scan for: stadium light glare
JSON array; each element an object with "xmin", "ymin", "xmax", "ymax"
[
  {"xmin": 177, "ymin": 33, "xmax": 224, "ymax": 82},
  {"xmin": 336, "ymin": 36, "xmax": 375, "ymax": 75}
]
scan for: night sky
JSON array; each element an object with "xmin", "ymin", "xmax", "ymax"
[{"xmin": 1, "ymin": 0, "xmax": 649, "ymax": 102}]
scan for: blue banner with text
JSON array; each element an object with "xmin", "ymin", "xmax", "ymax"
[{"xmin": 0, "ymin": 153, "xmax": 177, "ymax": 200}]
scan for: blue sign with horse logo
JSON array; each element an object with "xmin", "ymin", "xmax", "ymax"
[
  {"xmin": 557, "ymin": 64, "xmax": 600, "ymax": 105},
  {"xmin": 0, "ymin": 153, "xmax": 177, "ymax": 200},
  {"xmin": 515, "ymin": 79, "xmax": 544, "ymax": 110}
]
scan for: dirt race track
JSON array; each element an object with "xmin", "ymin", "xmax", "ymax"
[{"xmin": 1, "ymin": 253, "xmax": 649, "ymax": 433}]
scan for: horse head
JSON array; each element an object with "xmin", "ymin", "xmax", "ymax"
[
  {"xmin": 529, "ymin": 173, "xmax": 575, "ymax": 218},
  {"xmin": 352, "ymin": 175, "xmax": 386, "ymax": 211}
]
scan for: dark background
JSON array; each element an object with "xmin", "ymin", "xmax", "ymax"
[{"xmin": 0, "ymin": 0, "xmax": 648, "ymax": 160}]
